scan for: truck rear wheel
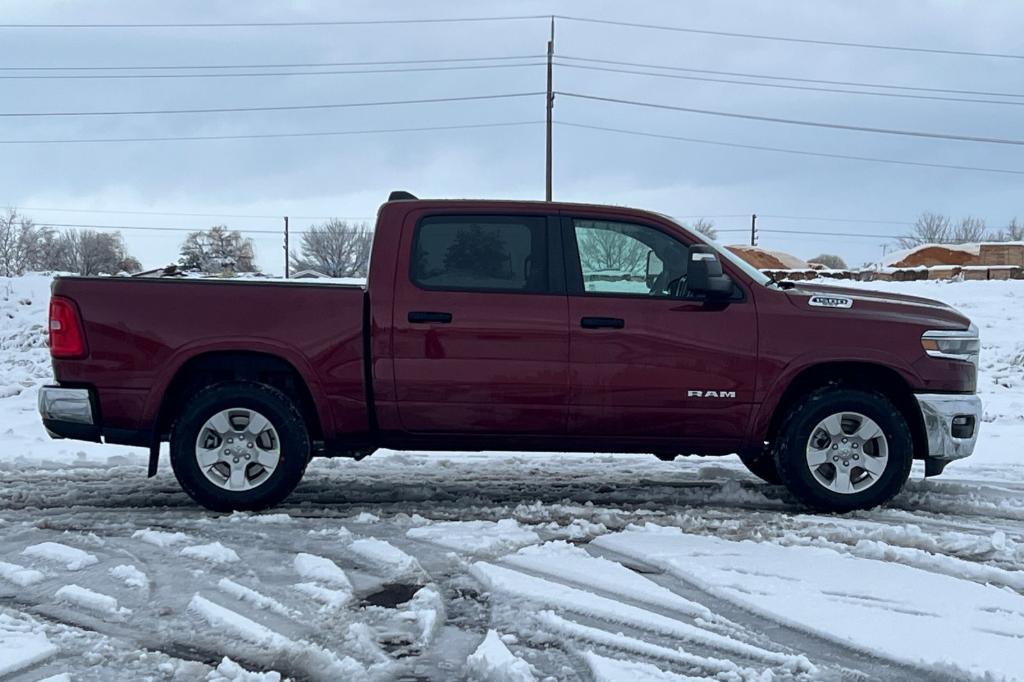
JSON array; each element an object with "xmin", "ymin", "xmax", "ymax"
[
  {"xmin": 774, "ymin": 387, "xmax": 913, "ymax": 512},
  {"xmin": 170, "ymin": 381, "xmax": 310, "ymax": 512}
]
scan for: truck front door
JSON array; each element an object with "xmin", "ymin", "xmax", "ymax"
[
  {"xmin": 391, "ymin": 212, "xmax": 569, "ymax": 434},
  {"xmin": 563, "ymin": 214, "xmax": 757, "ymax": 452}
]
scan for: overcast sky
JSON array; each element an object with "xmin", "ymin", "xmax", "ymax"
[{"xmin": 3, "ymin": 0, "xmax": 1023, "ymax": 272}]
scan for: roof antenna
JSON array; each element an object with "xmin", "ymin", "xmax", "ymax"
[{"xmin": 388, "ymin": 191, "xmax": 417, "ymax": 201}]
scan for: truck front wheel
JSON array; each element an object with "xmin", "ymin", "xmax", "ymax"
[
  {"xmin": 170, "ymin": 381, "xmax": 310, "ymax": 512},
  {"xmin": 774, "ymin": 387, "xmax": 913, "ymax": 512}
]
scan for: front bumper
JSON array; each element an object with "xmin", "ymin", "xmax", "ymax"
[
  {"xmin": 915, "ymin": 393, "xmax": 981, "ymax": 474},
  {"xmin": 38, "ymin": 385, "xmax": 101, "ymax": 442}
]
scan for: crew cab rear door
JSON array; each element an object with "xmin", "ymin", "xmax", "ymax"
[
  {"xmin": 562, "ymin": 212, "xmax": 757, "ymax": 451},
  {"xmin": 390, "ymin": 211, "xmax": 568, "ymax": 434}
]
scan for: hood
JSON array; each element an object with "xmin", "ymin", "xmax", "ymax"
[{"xmin": 783, "ymin": 282, "xmax": 971, "ymax": 330}]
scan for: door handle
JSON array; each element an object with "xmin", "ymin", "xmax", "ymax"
[
  {"xmin": 580, "ymin": 316, "xmax": 625, "ymax": 329},
  {"xmin": 408, "ymin": 311, "xmax": 453, "ymax": 324}
]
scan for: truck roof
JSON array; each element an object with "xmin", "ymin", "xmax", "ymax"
[{"xmin": 381, "ymin": 194, "xmax": 676, "ymax": 224}]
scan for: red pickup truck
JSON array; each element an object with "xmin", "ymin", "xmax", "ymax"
[{"xmin": 39, "ymin": 193, "xmax": 981, "ymax": 513}]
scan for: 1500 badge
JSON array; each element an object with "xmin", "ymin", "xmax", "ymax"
[{"xmin": 808, "ymin": 294, "xmax": 854, "ymax": 309}]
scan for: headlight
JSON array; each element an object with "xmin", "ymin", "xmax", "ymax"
[{"xmin": 921, "ymin": 324, "xmax": 979, "ymax": 365}]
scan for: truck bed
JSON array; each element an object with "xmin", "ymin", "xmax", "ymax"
[{"xmin": 51, "ymin": 276, "xmax": 370, "ymax": 445}]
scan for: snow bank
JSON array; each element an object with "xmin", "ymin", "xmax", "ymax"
[{"xmin": 466, "ymin": 630, "xmax": 535, "ymax": 682}]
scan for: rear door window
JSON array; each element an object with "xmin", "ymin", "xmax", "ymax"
[{"xmin": 411, "ymin": 215, "xmax": 551, "ymax": 293}]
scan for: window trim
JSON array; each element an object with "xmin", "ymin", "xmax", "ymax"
[
  {"xmin": 561, "ymin": 215, "xmax": 747, "ymax": 302},
  {"xmin": 409, "ymin": 213, "xmax": 565, "ymax": 296}
]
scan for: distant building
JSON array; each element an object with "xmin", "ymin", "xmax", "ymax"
[{"xmin": 291, "ymin": 269, "xmax": 330, "ymax": 279}]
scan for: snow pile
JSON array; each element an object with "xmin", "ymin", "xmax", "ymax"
[
  {"xmin": 348, "ymin": 538, "xmax": 422, "ymax": 579},
  {"xmin": 0, "ymin": 561, "xmax": 45, "ymax": 587},
  {"xmin": 109, "ymin": 564, "xmax": 149, "ymax": 589},
  {"xmin": 407, "ymin": 519, "xmax": 540, "ymax": 554},
  {"xmin": 55, "ymin": 584, "xmax": 131, "ymax": 619},
  {"xmin": 133, "ymin": 529, "xmax": 191, "ymax": 547},
  {"xmin": 188, "ymin": 595, "xmax": 365, "ymax": 680},
  {"xmin": 293, "ymin": 553, "xmax": 353, "ymax": 609},
  {"xmin": 465, "ymin": 630, "xmax": 536, "ymax": 682},
  {"xmin": 21, "ymin": 542, "xmax": 98, "ymax": 570},
  {"xmin": 0, "ymin": 612, "xmax": 57, "ymax": 677},
  {"xmin": 180, "ymin": 542, "xmax": 241, "ymax": 564}
]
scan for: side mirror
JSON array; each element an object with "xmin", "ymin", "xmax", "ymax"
[{"xmin": 687, "ymin": 245, "xmax": 733, "ymax": 297}]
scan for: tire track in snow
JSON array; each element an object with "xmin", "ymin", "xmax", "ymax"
[{"xmin": 584, "ymin": 543, "xmax": 959, "ymax": 682}]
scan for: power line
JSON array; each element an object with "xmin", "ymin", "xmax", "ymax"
[
  {"xmin": 13, "ymin": 206, "xmax": 369, "ymax": 221},
  {"xmin": 554, "ymin": 120, "xmax": 1024, "ymax": 176},
  {"xmin": 0, "ymin": 54, "xmax": 542, "ymax": 71},
  {"xmin": 0, "ymin": 15, "xmax": 550, "ymax": 29},
  {"xmin": 555, "ymin": 61, "xmax": 1024, "ymax": 107},
  {"xmin": 554, "ymin": 15, "xmax": 1024, "ymax": 60},
  {"xmin": 0, "ymin": 92, "xmax": 543, "ymax": 118},
  {"xmin": 0, "ymin": 119, "xmax": 541, "ymax": 145},
  {"xmin": 761, "ymin": 228, "xmax": 898, "ymax": 240},
  {"xmin": 557, "ymin": 92, "xmax": 1024, "ymax": 146},
  {"xmin": 759, "ymin": 214, "xmax": 913, "ymax": 226},
  {"xmin": 0, "ymin": 61, "xmax": 547, "ymax": 81},
  {"xmin": 32, "ymin": 221, "xmax": 281, "ymax": 234},
  {"xmin": 557, "ymin": 54, "xmax": 1024, "ymax": 99}
]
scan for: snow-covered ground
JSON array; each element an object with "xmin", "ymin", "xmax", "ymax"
[{"xmin": 0, "ymin": 274, "xmax": 1022, "ymax": 681}]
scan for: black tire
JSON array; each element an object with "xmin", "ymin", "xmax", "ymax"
[
  {"xmin": 738, "ymin": 446, "xmax": 782, "ymax": 484},
  {"xmin": 170, "ymin": 381, "xmax": 310, "ymax": 512},
  {"xmin": 774, "ymin": 387, "xmax": 913, "ymax": 512}
]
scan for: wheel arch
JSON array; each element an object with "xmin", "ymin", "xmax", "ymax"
[
  {"xmin": 756, "ymin": 361, "xmax": 927, "ymax": 461},
  {"xmin": 155, "ymin": 350, "xmax": 325, "ymax": 444}
]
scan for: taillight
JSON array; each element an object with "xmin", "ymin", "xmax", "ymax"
[{"xmin": 49, "ymin": 296, "xmax": 87, "ymax": 358}]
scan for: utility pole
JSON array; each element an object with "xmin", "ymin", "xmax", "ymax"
[
  {"xmin": 750, "ymin": 213, "xmax": 757, "ymax": 246},
  {"xmin": 284, "ymin": 216, "xmax": 290, "ymax": 278},
  {"xmin": 545, "ymin": 16, "xmax": 554, "ymax": 201}
]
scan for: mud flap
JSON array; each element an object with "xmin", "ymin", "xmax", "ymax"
[
  {"xmin": 148, "ymin": 439, "xmax": 160, "ymax": 477},
  {"xmin": 924, "ymin": 458, "xmax": 950, "ymax": 477}
]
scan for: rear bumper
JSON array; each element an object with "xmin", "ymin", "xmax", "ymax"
[
  {"xmin": 915, "ymin": 393, "xmax": 981, "ymax": 473},
  {"xmin": 38, "ymin": 385, "xmax": 101, "ymax": 442}
]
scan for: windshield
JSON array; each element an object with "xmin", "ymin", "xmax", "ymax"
[{"xmin": 667, "ymin": 217, "xmax": 774, "ymax": 287}]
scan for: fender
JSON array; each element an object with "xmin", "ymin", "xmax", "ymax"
[
  {"xmin": 141, "ymin": 336, "xmax": 335, "ymax": 439},
  {"xmin": 747, "ymin": 347, "xmax": 923, "ymax": 449}
]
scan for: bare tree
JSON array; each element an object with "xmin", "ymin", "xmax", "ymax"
[
  {"xmin": 179, "ymin": 225, "xmax": 257, "ymax": 275},
  {"xmin": 47, "ymin": 230, "xmax": 141, "ymax": 275},
  {"xmin": 0, "ymin": 209, "xmax": 56, "ymax": 276},
  {"xmin": 808, "ymin": 254, "xmax": 848, "ymax": 269},
  {"xmin": 290, "ymin": 219, "xmax": 372, "ymax": 277},
  {"xmin": 899, "ymin": 212, "xmax": 951, "ymax": 248},
  {"xmin": 951, "ymin": 216, "xmax": 986, "ymax": 243},
  {"xmin": 992, "ymin": 218, "xmax": 1024, "ymax": 242},
  {"xmin": 576, "ymin": 224, "xmax": 648, "ymax": 274},
  {"xmin": 685, "ymin": 218, "xmax": 718, "ymax": 241}
]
